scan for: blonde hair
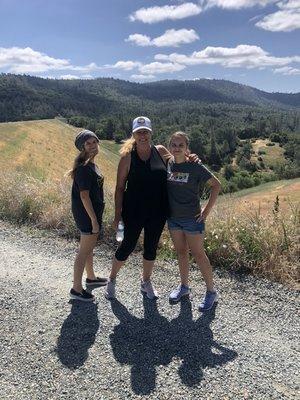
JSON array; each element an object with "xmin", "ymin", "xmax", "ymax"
[
  {"xmin": 168, "ymin": 131, "xmax": 190, "ymax": 149},
  {"xmin": 68, "ymin": 150, "xmax": 94, "ymax": 179},
  {"xmin": 119, "ymin": 136, "xmax": 135, "ymax": 156}
]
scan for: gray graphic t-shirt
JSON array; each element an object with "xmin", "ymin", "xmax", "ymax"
[{"xmin": 167, "ymin": 161, "xmax": 213, "ymax": 218}]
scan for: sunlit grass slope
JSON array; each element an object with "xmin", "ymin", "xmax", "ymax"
[
  {"xmin": 0, "ymin": 119, "xmax": 120, "ymax": 188},
  {"xmin": 220, "ymin": 178, "xmax": 300, "ymax": 213},
  {"xmin": 251, "ymin": 138, "xmax": 285, "ymax": 167}
]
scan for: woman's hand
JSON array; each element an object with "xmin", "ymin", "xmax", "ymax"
[
  {"xmin": 187, "ymin": 153, "xmax": 201, "ymax": 163},
  {"xmin": 196, "ymin": 208, "xmax": 209, "ymax": 222},
  {"xmin": 91, "ymin": 219, "xmax": 100, "ymax": 234}
]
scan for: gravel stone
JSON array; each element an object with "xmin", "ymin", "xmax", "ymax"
[{"xmin": 0, "ymin": 221, "xmax": 299, "ymax": 400}]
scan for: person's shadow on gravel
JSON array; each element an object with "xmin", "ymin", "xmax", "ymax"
[
  {"xmin": 110, "ymin": 297, "xmax": 237, "ymax": 395},
  {"xmin": 55, "ymin": 301, "xmax": 99, "ymax": 369}
]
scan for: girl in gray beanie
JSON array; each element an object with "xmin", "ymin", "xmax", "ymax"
[{"xmin": 69, "ymin": 130, "xmax": 107, "ymax": 302}]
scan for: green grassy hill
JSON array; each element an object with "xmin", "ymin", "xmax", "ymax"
[{"xmin": 0, "ymin": 118, "xmax": 120, "ymax": 188}]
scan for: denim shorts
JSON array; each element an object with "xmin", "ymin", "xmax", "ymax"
[{"xmin": 167, "ymin": 217, "xmax": 205, "ymax": 235}]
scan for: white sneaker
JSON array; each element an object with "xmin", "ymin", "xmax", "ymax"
[
  {"xmin": 140, "ymin": 280, "xmax": 159, "ymax": 299},
  {"xmin": 105, "ymin": 279, "xmax": 116, "ymax": 300}
]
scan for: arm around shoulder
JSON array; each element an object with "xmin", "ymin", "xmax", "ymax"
[
  {"xmin": 207, "ymin": 175, "xmax": 221, "ymax": 190},
  {"xmin": 155, "ymin": 144, "xmax": 172, "ymax": 163}
]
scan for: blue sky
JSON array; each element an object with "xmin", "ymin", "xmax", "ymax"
[{"xmin": 0, "ymin": 0, "xmax": 299, "ymax": 92}]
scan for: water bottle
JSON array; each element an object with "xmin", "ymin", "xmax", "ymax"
[{"xmin": 116, "ymin": 221, "xmax": 124, "ymax": 242}]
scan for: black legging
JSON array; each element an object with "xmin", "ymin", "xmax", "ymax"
[{"xmin": 115, "ymin": 216, "xmax": 166, "ymax": 262}]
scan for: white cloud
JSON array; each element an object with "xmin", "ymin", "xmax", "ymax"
[
  {"xmin": 71, "ymin": 62, "xmax": 100, "ymax": 72},
  {"xmin": 0, "ymin": 46, "xmax": 70, "ymax": 73},
  {"xmin": 129, "ymin": 3, "xmax": 202, "ymax": 24},
  {"xmin": 273, "ymin": 66, "xmax": 300, "ymax": 75},
  {"xmin": 59, "ymin": 74, "xmax": 81, "ymax": 79},
  {"xmin": 204, "ymin": 0, "xmax": 300, "ymax": 32},
  {"xmin": 126, "ymin": 29, "xmax": 199, "ymax": 48},
  {"xmin": 106, "ymin": 60, "xmax": 143, "ymax": 70},
  {"xmin": 131, "ymin": 74, "xmax": 156, "ymax": 80},
  {"xmin": 155, "ymin": 44, "xmax": 300, "ymax": 69},
  {"xmin": 106, "ymin": 59, "xmax": 186, "ymax": 75},
  {"xmin": 59, "ymin": 74, "xmax": 94, "ymax": 80},
  {"xmin": 105, "ymin": 59, "xmax": 186, "ymax": 75},
  {"xmin": 139, "ymin": 62, "xmax": 186, "ymax": 74},
  {"xmin": 205, "ymin": 0, "xmax": 276, "ymax": 9},
  {"xmin": 153, "ymin": 29, "xmax": 199, "ymax": 47},
  {"xmin": 0, "ymin": 46, "xmax": 101, "ymax": 74},
  {"xmin": 126, "ymin": 34, "xmax": 151, "ymax": 47},
  {"xmin": 255, "ymin": 0, "xmax": 300, "ymax": 32}
]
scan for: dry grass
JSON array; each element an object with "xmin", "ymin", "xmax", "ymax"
[
  {"xmin": 160, "ymin": 198, "xmax": 299, "ymax": 288},
  {"xmin": 221, "ymin": 178, "xmax": 300, "ymax": 214},
  {"xmin": 0, "ymin": 119, "xmax": 79, "ymax": 180},
  {"xmin": 251, "ymin": 138, "xmax": 285, "ymax": 166},
  {"xmin": 0, "ymin": 119, "xmax": 119, "ymax": 186},
  {"xmin": 0, "ymin": 170, "xmax": 298, "ymax": 287},
  {"xmin": 0, "ymin": 119, "xmax": 299, "ymax": 287}
]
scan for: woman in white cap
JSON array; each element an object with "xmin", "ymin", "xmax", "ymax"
[
  {"xmin": 105, "ymin": 117, "xmax": 187, "ymax": 300},
  {"xmin": 69, "ymin": 130, "xmax": 107, "ymax": 302}
]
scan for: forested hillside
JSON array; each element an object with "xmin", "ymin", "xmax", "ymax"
[
  {"xmin": 1, "ymin": 73, "xmax": 299, "ymax": 192},
  {"xmin": 1, "ymin": 73, "xmax": 299, "ymax": 122}
]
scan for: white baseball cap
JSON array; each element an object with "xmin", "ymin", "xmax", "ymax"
[{"xmin": 132, "ymin": 116, "xmax": 152, "ymax": 133}]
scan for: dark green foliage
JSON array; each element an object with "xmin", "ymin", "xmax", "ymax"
[
  {"xmin": 223, "ymin": 164, "xmax": 235, "ymax": 180},
  {"xmin": 269, "ymin": 132, "xmax": 288, "ymax": 143},
  {"xmin": 114, "ymin": 134, "xmax": 124, "ymax": 144},
  {"xmin": 0, "ymin": 73, "xmax": 299, "ymax": 190},
  {"xmin": 236, "ymin": 140, "xmax": 252, "ymax": 165},
  {"xmin": 103, "ymin": 118, "xmax": 115, "ymax": 140},
  {"xmin": 208, "ymin": 134, "xmax": 222, "ymax": 171}
]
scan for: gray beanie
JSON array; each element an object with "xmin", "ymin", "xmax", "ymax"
[{"xmin": 75, "ymin": 130, "xmax": 99, "ymax": 151}]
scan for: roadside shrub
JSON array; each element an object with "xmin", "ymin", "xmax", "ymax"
[
  {"xmin": 0, "ymin": 171, "xmax": 115, "ymax": 239},
  {"xmin": 159, "ymin": 199, "xmax": 299, "ymax": 287},
  {"xmin": 266, "ymin": 142, "xmax": 276, "ymax": 147},
  {"xmin": 223, "ymin": 164, "xmax": 235, "ymax": 180},
  {"xmin": 232, "ymin": 172, "xmax": 255, "ymax": 189}
]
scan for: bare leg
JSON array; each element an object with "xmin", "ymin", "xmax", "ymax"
[
  {"xmin": 73, "ymin": 234, "xmax": 98, "ymax": 292},
  {"xmin": 142, "ymin": 259, "xmax": 155, "ymax": 282},
  {"xmin": 85, "ymin": 251, "xmax": 96, "ymax": 280},
  {"xmin": 109, "ymin": 257, "xmax": 125, "ymax": 280},
  {"xmin": 142, "ymin": 217, "xmax": 166, "ymax": 282},
  {"xmin": 185, "ymin": 233, "xmax": 214, "ymax": 291},
  {"xmin": 169, "ymin": 230, "xmax": 189, "ymax": 286}
]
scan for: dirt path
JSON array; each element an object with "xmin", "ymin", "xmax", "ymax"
[{"xmin": 0, "ymin": 222, "xmax": 299, "ymax": 399}]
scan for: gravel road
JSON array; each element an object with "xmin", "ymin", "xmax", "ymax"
[{"xmin": 0, "ymin": 221, "xmax": 299, "ymax": 400}]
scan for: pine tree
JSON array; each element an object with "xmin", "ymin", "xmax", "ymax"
[
  {"xmin": 104, "ymin": 118, "xmax": 115, "ymax": 140},
  {"xmin": 208, "ymin": 134, "xmax": 222, "ymax": 171}
]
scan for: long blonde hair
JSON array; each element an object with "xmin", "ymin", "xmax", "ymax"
[
  {"xmin": 68, "ymin": 150, "xmax": 94, "ymax": 179},
  {"xmin": 119, "ymin": 136, "xmax": 136, "ymax": 156}
]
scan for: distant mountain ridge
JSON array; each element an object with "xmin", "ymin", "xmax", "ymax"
[{"xmin": 0, "ymin": 73, "xmax": 299, "ymax": 122}]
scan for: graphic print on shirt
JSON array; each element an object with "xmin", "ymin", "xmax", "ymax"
[
  {"xmin": 167, "ymin": 162, "xmax": 189, "ymax": 184},
  {"xmin": 167, "ymin": 171, "xmax": 189, "ymax": 183}
]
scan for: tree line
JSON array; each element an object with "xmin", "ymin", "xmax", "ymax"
[{"xmin": 1, "ymin": 73, "xmax": 299, "ymax": 192}]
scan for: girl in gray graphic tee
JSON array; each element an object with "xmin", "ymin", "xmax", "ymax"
[{"xmin": 167, "ymin": 132, "xmax": 221, "ymax": 312}]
